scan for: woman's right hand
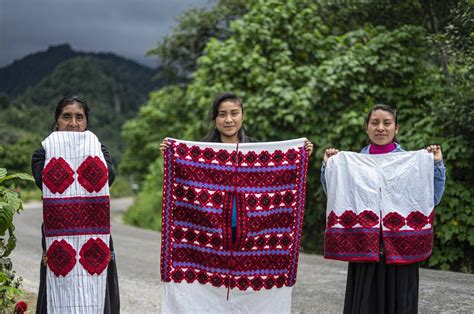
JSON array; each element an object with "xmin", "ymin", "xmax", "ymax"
[
  {"xmin": 323, "ymin": 147, "xmax": 339, "ymax": 162},
  {"xmin": 160, "ymin": 138, "xmax": 170, "ymax": 156}
]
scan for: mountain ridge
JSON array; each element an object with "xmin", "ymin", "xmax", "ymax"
[{"xmin": 0, "ymin": 43, "xmax": 156, "ymax": 97}]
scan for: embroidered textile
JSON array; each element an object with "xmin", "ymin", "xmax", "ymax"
[
  {"xmin": 324, "ymin": 151, "xmax": 434, "ymax": 264},
  {"xmin": 42, "ymin": 131, "xmax": 110, "ymax": 314},
  {"xmin": 160, "ymin": 138, "xmax": 308, "ymax": 309}
]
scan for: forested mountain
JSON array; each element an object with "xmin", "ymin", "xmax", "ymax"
[{"xmin": 0, "ymin": 44, "xmax": 161, "ymax": 172}]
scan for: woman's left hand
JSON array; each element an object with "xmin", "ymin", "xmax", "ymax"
[
  {"xmin": 426, "ymin": 144, "xmax": 443, "ymax": 161},
  {"xmin": 304, "ymin": 139, "xmax": 314, "ymax": 155}
]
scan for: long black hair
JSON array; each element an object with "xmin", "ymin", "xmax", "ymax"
[
  {"xmin": 202, "ymin": 92, "xmax": 254, "ymax": 143},
  {"xmin": 52, "ymin": 95, "xmax": 90, "ymax": 131}
]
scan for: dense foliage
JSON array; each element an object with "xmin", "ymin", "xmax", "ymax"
[
  {"xmin": 0, "ymin": 151, "xmax": 33, "ymax": 310},
  {"xmin": 123, "ymin": 0, "xmax": 473, "ymax": 272}
]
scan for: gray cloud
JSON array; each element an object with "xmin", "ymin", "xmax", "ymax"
[{"xmin": 0, "ymin": 0, "xmax": 212, "ymax": 68}]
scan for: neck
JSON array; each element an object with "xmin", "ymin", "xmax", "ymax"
[
  {"xmin": 220, "ymin": 134, "xmax": 239, "ymax": 144},
  {"xmin": 369, "ymin": 142, "xmax": 397, "ymax": 154}
]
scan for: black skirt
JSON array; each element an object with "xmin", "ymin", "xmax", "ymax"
[
  {"xmin": 36, "ymin": 233, "xmax": 120, "ymax": 314},
  {"xmin": 343, "ymin": 260, "xmax": 419, "ymax": 314}
]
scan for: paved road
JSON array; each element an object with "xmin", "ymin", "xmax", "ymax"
[{"xmin": 10, "ymin": 198, "xmax": 474, "ymax": 313}]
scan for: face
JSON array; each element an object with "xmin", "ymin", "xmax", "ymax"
[
  {"xmin": 215, "ymin": 100, "xmax": 243, "ymax": 143},
  {"xmin": 56, "ymin": 102, "xmax": 87, "ymax": 132},
  {"xmin": 366, "ymin": 109, "xmax": 399, "ymax": 145}
]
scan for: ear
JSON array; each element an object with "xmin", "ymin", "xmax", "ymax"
[{"xmin": 395, "ymin": 124, "xmax": 400, "ymax": 134}]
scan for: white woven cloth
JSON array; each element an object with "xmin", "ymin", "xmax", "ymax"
[{"xmin": 42, "ymin": 131, "xmax": 110, "ymax": 314}]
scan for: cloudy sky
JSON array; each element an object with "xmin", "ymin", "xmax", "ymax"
[{"xmin": 0, "ymin": 0, "xmax": 211, "ymax": 68}]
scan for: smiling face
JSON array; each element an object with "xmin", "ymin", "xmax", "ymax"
[
  {"xmin": 366, "ymin": 109, "xmax": 399, "ymax": 145},
  {"xmin": 56, "ymin": 102, "xmax": 88, "ymax": 132},
  {"xmin": 215, "ymin": 100, "xmax": 243, "ymax": 143}
]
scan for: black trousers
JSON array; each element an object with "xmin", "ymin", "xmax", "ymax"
[{"xmin": 343, "ymin": 260, "xmax": 419, "ymax": 314}]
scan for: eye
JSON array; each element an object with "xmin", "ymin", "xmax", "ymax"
[
  {"xmin": 77, "ymin": 115, "xmax": 84, "ymax": 121},
  {"xmin": 62, "ymin": 114, "xmax": 71, "ymax": 120}
]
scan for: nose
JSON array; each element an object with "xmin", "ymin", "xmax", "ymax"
[{"xmin": 70, "ymin": 117, "xmax": 79, "ymax": 126}]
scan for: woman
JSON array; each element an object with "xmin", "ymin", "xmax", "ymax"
[
  {"xmin": 160, "ymin": 91, "xmax": 313, "ymax": 151},
  {"xmin": 321, "ymin": 104, "xmax": 446, "ymax": 314},
  {"xmin": 31, "ymin": 96, "xmax": 120, "ymax": 313},
  {"xmin": 159, "ymin": 92, "xmax": 313, "ymax": 312},
  {"xmin": 160, "ymin": 92, "xmax": 314, "ymax": 239}
]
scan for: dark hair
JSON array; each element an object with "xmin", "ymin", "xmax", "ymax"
[
  {"xmin": 203, "ymin": 92, "xmax": 249, "ymax": 142},
  {"xmin": 52, "ymin": 95, "xmax": 90, "ymax": 130},
  {"xmin": 366, "ymin": 104, "xmax": 397, "ymax": 125},
  {"xmin": 210, "ymin": 92, "xmax": 243, "ymax": 120},
  {"xmin": 365, "ymin": 103, "xmax": 398, "ymax": 143}
]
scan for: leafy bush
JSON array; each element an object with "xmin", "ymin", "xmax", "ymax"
[
  {"xmin": 0, "ymin": 146, "xmax": 34, "ymax": 310},
  {"xmin": 123, "ymin": 158, "xmax": 164, "ymax": 231},
  {"xmin": 109, "ymin": 176, "xmax": 134, "ymax": 198}
]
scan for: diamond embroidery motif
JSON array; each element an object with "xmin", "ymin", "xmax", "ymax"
[
  {"xmin": 79, "ymin": 238, "xmax": 110, "ymax": 275},
  {"xmin": 46, "ymin": 240, "xmax": 77, "ymax": 277},
  {"xmin": 42, "ymin": 157, "xmax": 75, "ymax": 194},
  {"xmin": 406, "ymin": 211, "xmax": 428, "ymax": 231},
  {"xmin": 77, "ymin": 156, "xmax": 108, "ymax": 193},
  {"xmin": 383, "ymin": 212, "xmax": 406, "ymax": 231}
]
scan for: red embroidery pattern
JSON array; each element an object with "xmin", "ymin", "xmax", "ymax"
[
  {"xmin": 383, "ymin": 212, "xmax": 405, "ymax": 231},
  {"xmin": 170, "ymin": 269, "xmax": 288, "ymax": 291},
  {"xmin": 326, "ymin": 210, "xmax": 378, "ymax": 228},
  {"xmin": 79, "ymin": 238, "xmax": 110, "ymax": 275},
  {"xmin": 77, "ymin": 156, "xmax": 108, "ymax": 193},
  {"xmin": 176, "ymin": 165, "xmax": 298, "ymax": 187},
  {"xmin": 42, "ymin": 157, "xmax": 75, "ymax": 194},
  {"xmin": 324, "ymin": 228, "xmax": 380, "ymax": 262},
  {"xmin": 246, "ymin": 192, "xmax": 297, "ymax": 209},
  {"xmin": 406, "ymin": 211, "xmax": 429, "ymax": 231},
  {"xmin": 325, "ymin": 209, "xmax": 434, "ymax": 264},
  {"xmin": 43, "ymin": 196, "xmax": 110, "ymax": 236},
  {"xmin": 175, "ymin": 143, "xmax": 300, "ymax": 166},
  {"xmin": 161, "ymin": 140, "xmax": 308, "ymax": 291},
  {"xmin": 383, "ymin": 230, "xmax": 433, "ymax": 264},
  {"xmin": 248, "ymin": 213, "xmax": 294, "ymax": 232},
  {"xmin": 47, "ymin": 240, "xmax": 77, "ymax": 277}
]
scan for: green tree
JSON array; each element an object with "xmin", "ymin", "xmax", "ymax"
[
  {"xmin": 147, "ymin": 0, "xmax": 251, "ymax": 83},
  {"xmin": 123, "ymin": 0, "xmax": 473, "ymax": 271}
]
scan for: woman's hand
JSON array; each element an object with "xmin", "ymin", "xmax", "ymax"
[
  {"xmin": 304, "ymin": 139, "xmax": 314, "ymax": 155},
  {"xmin": 160, "ymin": 138, "xmax": 170, "ymax": 156},
  {"xmin": 323, "ymin": 147, "xmax": 339, "ymax": 162},
  {"xmin": 426, "ymin": 145, "xmax": 443, "ymax": 161}
]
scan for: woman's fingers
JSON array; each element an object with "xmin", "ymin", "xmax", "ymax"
[
  {"xmin": 323, "ymin": 147, "xmax": 339, "ymax": 162},
  {"xmin": 160, "ymin": 137, "xmax": 170, "ymax": 155},
  {"xmin": 304, "ymin": 139, "xmax": 314, "ymax": 155},
  {"xmin": 426, "ymin": 144, "xmax": 443, "ymax": 161}
]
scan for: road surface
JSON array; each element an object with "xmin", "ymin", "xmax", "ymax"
[{"xmin": 10, "ymin": 198, "xmax": 474, "ymax": 313}]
